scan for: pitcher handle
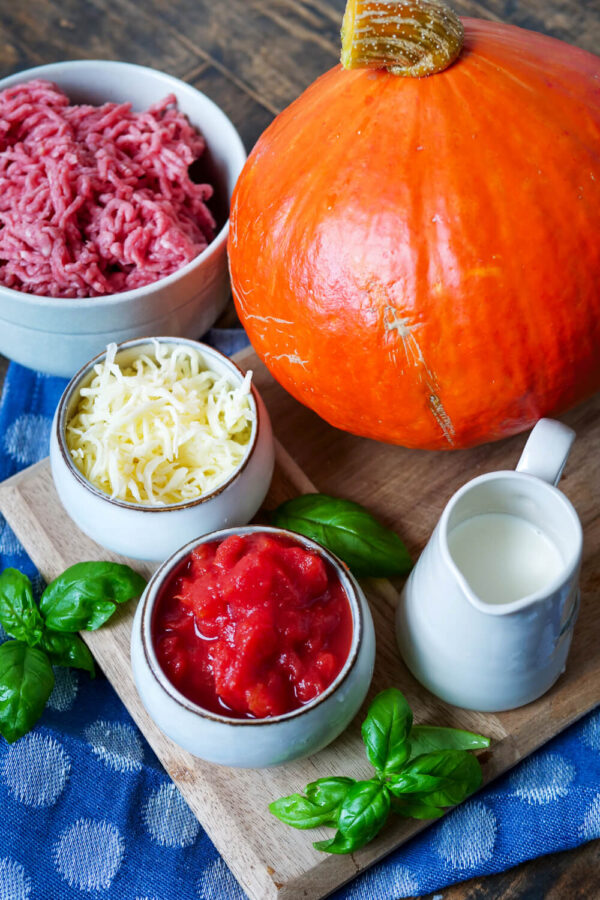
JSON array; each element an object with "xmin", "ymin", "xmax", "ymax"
[{"xmin": 516, "ymin": 418, "xmax": 575, "ymax": 486}]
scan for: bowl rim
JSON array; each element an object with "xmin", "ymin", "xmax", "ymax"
[
  {"xmin": 55, "ymin": 336, "xmax": 260, "ymax": 512},
  {"xmin": 0, "ymin": 59, "xmax": 247, "ymax": 307},
  {"xmin": 140, "ymin": 525, "xmax": 364, "ymax": 726}
]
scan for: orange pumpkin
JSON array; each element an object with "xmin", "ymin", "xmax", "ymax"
[{"xmin": 229, "ymin": 7, "xmax": 600, "ymax": 449}]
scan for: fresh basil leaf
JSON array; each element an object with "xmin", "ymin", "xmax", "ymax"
[
  {"xmin": 361, "ymin": 687, "xmax": 412, "ymax": 774},
  {"xmin": 0, "ymin": 569, "xmax": 44, "ymax": 645},
  {"xmin": 270, "ymin": 777, "xmax": 355, "ymax": 831},
  {"xmin": 396, "ymin": 750, "xmax": 482, "ymax": 807},
  {"xmin": 269, "ymin": 793, "xmax": 338, "ymax": 829},
  {"xmin": 42, "ymin": 595, "xmax": 116, "ymax": 633},
  {"xmin": 313, "ymin": 831, "xmax": 358, "ymax": 854},
  {"xmin": 40, "ymin": 562, "xmax": 146, "ymax": 632},
  {"xmin": 409, "ymin": 725, "xmax": 490, "ymax": 758},
  {"xmin": 305, "ymin": 777, "xmax": 355, "ymax": 809},
  {"xmin": 336, "ymin": 779, "xmax": 390, "ymax": 848},
  {"xmin": 270, "ymin": 494, "xmax": 412, "ymax": 578},
  {"xmin": 387, "ymin": 773, "xmax": 449, "ymax": 795},
  {"xmin": 0, "ymin": 640, "xmax": 54, "ymax": 743},
  {"xmin": 40, "ymin": 631, "xmax": 95, "ymax": 677},
  {"xmin": 391, "ymin": 797, "xmax": 445, "ymax": 820}
]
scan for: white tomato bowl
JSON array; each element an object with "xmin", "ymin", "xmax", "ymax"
[
  {"xmin": 0, "ymin": 60, "xmax": 246, "ymax": 377},
  {"xmin": 50, "ymin": 338, "xmax": 274, "ymax": 562},
  {"xmin": 130, "ymin": 526, "xmax": 376, "ymax": 767}
]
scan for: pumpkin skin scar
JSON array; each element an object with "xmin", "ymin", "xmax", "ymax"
[
  {"xmin": 384, "ymin": 306, "xmax": 455, "ymax": 445},
  {"xmin": 231, "ymin": 280, "xmax": 253, "ymax": 313},
  {"xmin": 428, "ymin": 391, "xmax": 455, "ymax": 446},
  {"xmin": 265, "ymin": 352, "xmax": 309, "ymax": 369},
  {"xmin": 384, "ymin": 307, "xmax": 424, "ymax": 339},
  {"xmin": 244, "ymin": 314, "xmax": 295, "ymax": 326}
]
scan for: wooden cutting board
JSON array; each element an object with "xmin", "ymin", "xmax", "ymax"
[{"xmin": 0, "ymin": 345, "xmax": 599, "ymax": 900}]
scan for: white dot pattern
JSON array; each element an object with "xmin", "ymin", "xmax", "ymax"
[
  {"xmin": 47, "ymin": 668, "xmax": 79, "ymax": 712},
  {"xmin": 0, "ymin": 857, "xmax": 31, "ymax": 900},
  {"xmin": 580, "ymin": 793, "xmax": 600, "ymax": 842},
  {"xmin": 435, "ymin": 801, "xmax": 497, "ymax": 869},
  {"xmin": 85, "ymin": 720, "xmax": 144, "ymax": 773},
  {"xmin": 342, "ymin": 861, "xmax": 419, "ymax": 899},
  {"xmin": 142, "ymin": 783, "xmax": 200, "ymax": 848},
  {"xmin": 197, "ymin": 858, "xmax": 245, "ymax": 900},
  {"xmin": 53, "ymin": 818, "xmax": 124, "ymax": 891},
  {"xmin": 2, "ymin": 732, "xmax": 70, "ymax": 807},
  {"xmin": 510, "ymin": 753, "xmax": 575, "ymax": 805},
  {"xmin": 581, "ymin": 710, "xmax": 600, "ymax": 751},
  {"xmin": 4, "ymin": 414, "xmax": 51, "ymax": 466}
]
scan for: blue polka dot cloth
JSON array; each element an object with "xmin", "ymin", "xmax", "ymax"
[{"xmin": 0, "ymin": 329, "xmax": 599, "ymax": 900}]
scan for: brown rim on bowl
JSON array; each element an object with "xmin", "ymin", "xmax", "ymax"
[
  {"xmin": 140, "ymin": 526, "xmax": 364, "ymax": 726},
  {"xmin": 56, "ymin": 336, "xmax": 260, "ymax": 512}
]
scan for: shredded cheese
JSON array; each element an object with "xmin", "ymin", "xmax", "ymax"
[{"xmin": 66, "ymin": 341, "xmax": 254, "ymax": 506}]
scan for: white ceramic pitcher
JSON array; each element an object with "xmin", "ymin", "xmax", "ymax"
[{"xmin": 396, "ymin": 419, "xmax": 582, "ymax": 712}]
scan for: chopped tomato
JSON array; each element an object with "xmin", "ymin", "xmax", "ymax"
[{"xmin": 152, "ymin": 532, "xmax": 353, "ymax": 719}]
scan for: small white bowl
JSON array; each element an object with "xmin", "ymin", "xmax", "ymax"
[
  {"xmin": 131, "ymin": 526, "xmax": 376, "ymax": 767},
  {"xmin": 0, "ymin": 60, "xmax": 246, "ymax": 377},
  {"xmin": 50, "ymin": 337, "xmax": 275, "ymax": 561}
]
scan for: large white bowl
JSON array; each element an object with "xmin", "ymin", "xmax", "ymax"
[
  {"xmin": 50, "ymin": 337, "xmax": 275, "ymax": 561},
  {"xmin": 0, "ymin": 61, "xmax": 246, "ymax": 377},
  {"xmin": 131, "ymin": 526, "xmax": 376, "ymax": 767}
]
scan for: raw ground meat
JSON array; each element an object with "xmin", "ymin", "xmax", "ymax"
[{"xmin": 0, "ymin": 79, "xmax": 216, "ymax": 298}]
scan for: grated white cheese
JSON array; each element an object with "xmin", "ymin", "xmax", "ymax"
[{"xmin": 66, "ymin": 341, "xmax": 254, "ymax": 506}]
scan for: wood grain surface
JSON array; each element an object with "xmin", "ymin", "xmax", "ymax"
[
  {"xmin": 0, "ymin": 0, "xmax": 598, "ymax": 896},
  {"xmin": 0, "ymin": 346, "xmax": 599, "ymax": 899}
]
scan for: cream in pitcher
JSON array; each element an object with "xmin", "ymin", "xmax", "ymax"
[
  {"xmin": 396, "ymin": 419, "xmax": 582, "ymax": 712},
  {"xmin": 447, "ymin": 512, "xmax": 565, "ymax": 606}
]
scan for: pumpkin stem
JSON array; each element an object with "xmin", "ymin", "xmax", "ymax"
[{"xmin": 341, "ymin": 0, "xmax": 464, "ymax": 77}]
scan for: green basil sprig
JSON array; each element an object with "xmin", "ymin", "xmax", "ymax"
[
  {"xmin": 270, "ymin": 688, "xmax": 489, "ymax": 854},
  {"xmin": 387, "ymin": 750, "xmax": 482, "ymax": 807},
  {"xmin": 314, "ymin": 779, "xmax": 391, "ymax": 853},
  {"xmin": 270, "ymin": 494, "xmax": 412, "ymax": 578},
  {"xmin": 0, "ymin": 569, "xmax": 45, "ymax": 645},
  {"xmin": 0, "ymin": 562, "xmax": 146, "ymax": 743},
  {"xmin": 40, "ymin": 562, "xmax": 146, "ymax": 632},
  {"xmin": 408, "ymin": 725, "xmax": 492, "ymax": 758},
  {"xmin": 40, "ymin": 631, "xmax": 96, "ymax": 676},
  {"xmin": 362, "ymin": 687, "xmax": 412, "ymax": 774},
  {"xmin": 0, "ymin": 642, "xmax": 54, "ymax": 744}
]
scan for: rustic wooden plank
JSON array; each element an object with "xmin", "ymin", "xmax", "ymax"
[
  {"xmin": 1, "ymin": 347, "xmax": 599, "ymax": 900},
  {"xmin": 111, "ymin": 0, "xmax": 341, "ymax": 112},
  {"xmin": 453, "ymin": 0, "xmax": 600, "ymax": 53},
  {"xmin": 267, "ymin": 0, "xmax": 600, "ymax": 53},
  {"xmin": 189, "ymin": 64, "xmax": 275, "ymax": 153},
  {"xmin": 422, "ymin": 838, "xmax": 600, "ymax": 899},
  {"xmin": 0, "ymin": 0, "xmax": 200, "ymax": 80},
  {"xmin": 305, "ymin": 0, "xmax": 600, "ymax": 53},
  {"xmin": 254, "ymin": 0, "xmax": 340, "ymax": 56}
]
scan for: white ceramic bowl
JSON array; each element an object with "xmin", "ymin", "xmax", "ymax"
[
  {"xmin": 131, "ymin": 526, "xmax": 376, "ymax": 767},
  {"xmin": 50, "ymin": 337, "xmax": 275, "ymax": 561},
  {"xmin": 0, "ymin": 60, "xmax": 246, "ymax": 377}
]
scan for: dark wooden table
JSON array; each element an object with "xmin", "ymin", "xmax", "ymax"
[{"xmin": 0, "ymin": 0, "xmax": 599, "ymax": 897}]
